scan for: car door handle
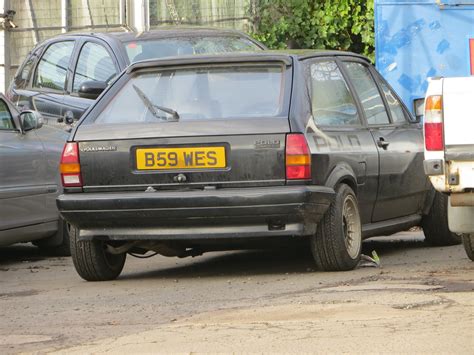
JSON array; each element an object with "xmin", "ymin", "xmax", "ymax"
[{"xmin": 377, "ymin": 137, "xmax": 390, "ymax": 150}]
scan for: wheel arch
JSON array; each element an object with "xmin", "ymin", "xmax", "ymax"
[{"xmin": 325, "ymin": 163, "xmax": 358, "ymax": 196}]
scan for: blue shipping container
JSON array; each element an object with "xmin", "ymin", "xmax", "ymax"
[{"xmin": 375, "ymin": 0, "xmax": 474, "ymax": 113}]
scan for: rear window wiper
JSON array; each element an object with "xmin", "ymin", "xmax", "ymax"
[{"xmin": 132, "ymin": 84, "xmax": 180, "ymax": 121}]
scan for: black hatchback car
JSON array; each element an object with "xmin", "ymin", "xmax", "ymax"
[
  {"xmin": 57, "ymin": 51, "xmax": 459, "ymax": 281},
  {"xmin": 6, "ymin": 28, "xmax": 264, "ymax": 126}
]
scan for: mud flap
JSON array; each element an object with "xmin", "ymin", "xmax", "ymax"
[{"xmin": 448, "ymin": 197, "xmax": 474, "ymax": 234}]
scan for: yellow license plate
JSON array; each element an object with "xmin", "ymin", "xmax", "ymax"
[{"xmin": 136, "ymin": 146, "xmax": 226, "ymax": 170}]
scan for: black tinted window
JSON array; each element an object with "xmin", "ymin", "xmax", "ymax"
[
  {"xmin": 0, "ymin": 100, "xmax": 14, "ymax": 130},
  {"xmin": 73, "ymin": 42, "xmax": 117, "ymax": 92},
  {"xmin": 34, "ymin": 41, "xmax": 74, "ymax": 91},
  {"xmin": 342, "ymin": 62, "xmax": 390, "ymax": 125},
  {"xmin": 309, "ymin": 61, "xmax": 360, "ymax": 126}
]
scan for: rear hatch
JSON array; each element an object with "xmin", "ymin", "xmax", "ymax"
[{"xmin": 73, "ymin": 59, "xmax": 292, "ymax": 192}]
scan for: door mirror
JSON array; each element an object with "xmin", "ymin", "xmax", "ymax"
[
  {"xmin": 20, "ymin": 110, "xmax": 44, "ymax": 131},
  {"xmin": 413, "ymin": 98, "xmax": 424, "ymax": 123},
  {"xmin": 78, "ymin": 80, "xmax": 107, "ymax": 100}
]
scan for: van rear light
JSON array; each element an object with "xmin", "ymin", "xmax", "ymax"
[
  {"xmin": 424, "ymin": 95, "xmax": 444, "ymax": 151},
  {"xmin": 60, "ymin": 142, "xmax": 82, "ymax": 187},
  {"xmin": 286, "ymin": 134, "xmax": 311, "ymax": 180}
]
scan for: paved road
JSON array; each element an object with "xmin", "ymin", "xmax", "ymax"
[{"xmin": 0, "ymin": 231, "xmax": 473, "ymax": 353}]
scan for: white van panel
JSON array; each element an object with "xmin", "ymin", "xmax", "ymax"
[{"xmin": 443, "ymin": 77, "xmax": 474, "ymax": 147}]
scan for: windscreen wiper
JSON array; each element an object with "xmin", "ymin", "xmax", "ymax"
[{"xmin": 132, "ymin": 84, "xmax": 180, "ymax": 121}]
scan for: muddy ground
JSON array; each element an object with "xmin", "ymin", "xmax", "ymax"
[{"xmin": 0, "ymin": 231, "xmax": 473, "ymax": 354}]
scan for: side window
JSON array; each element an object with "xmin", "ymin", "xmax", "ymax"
[
  {"xmin": 342, "ymin": 62, "xmax": 390, "ymax": 125},
  {"xmin": 15, "ymin": 51, "xmax": 38, "ymax": 87},
  {"xmin": 34, "ymin": 41, "xmax": 74, "ymax": 91},
  {"xmin": 380, "ymin": 81, "xmax": 407, "ymax": 123},
  {"xmin": 73, "ymin": 42, "xmax": 117, "ymax": 93},
  {"xmin": 0, "ymin": 100, "xmax": 14, "ymax": 130},
  {"xmin": 309, "ymin": 61, "xmax": 360, "ymax": 126},
  {"xmin": 16, "ymin": 46, "xmax": 44, "ymax": 87},
  {"xmin": 19, "ymin": 57, "xmax": 35, "ymax": 81}
]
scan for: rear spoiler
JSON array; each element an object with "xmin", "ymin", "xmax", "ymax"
[{"xmin": 126, "ymin": 54, "xmax": 292, "ymax": 73}]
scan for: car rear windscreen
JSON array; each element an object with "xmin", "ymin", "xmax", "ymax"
[
  {"xmin": 125, "ymin": 37, "xmax": 261, "ymax": 63},
  {"xmin": 93, "ymin": 64, "xmax": 286, "ymax": 123}
]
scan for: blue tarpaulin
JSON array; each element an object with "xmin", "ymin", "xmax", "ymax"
[{"xmin": 375, "ymin": 0, "xmax": 474, "ymax": 112}]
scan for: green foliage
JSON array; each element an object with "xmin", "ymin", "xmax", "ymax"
[{"xmin": 250, "ymin": 0, "xmax": 374, "ymax": 61}]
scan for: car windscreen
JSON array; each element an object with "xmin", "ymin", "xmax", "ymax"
[
  {"xmin": 93, "ymin": 64, "xmax": 286, "ymax": 124},
  {"xmin": 125, "ymin": 37, "xmax": 261, "ymax": 63}
]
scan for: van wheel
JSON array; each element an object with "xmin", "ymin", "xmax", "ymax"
[
  {"xmin": 311, "ymin": 184, "xmax": 362, "ymax": 271},
  {"xmin": 462, "ymin": 234, "xmax": 474, "ymax": 261},
  {"xmin": 422, "ymin": 192, "xmax": 461, "ymax": 246},
  {"xmin": 34, "ymin": 218, "xmax": 71, "ymax": 256},
  {"xmin": 69, "ymin": 226, "xmax": 126, "ymax": 281}
]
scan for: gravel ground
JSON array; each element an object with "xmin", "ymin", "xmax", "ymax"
[{"xmin": 0, "ymin": 231, "xmax": 472, "ymax": 354}]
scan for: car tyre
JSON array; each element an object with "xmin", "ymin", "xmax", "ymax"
[
  {"xmin": 422, "ymin": 192, "xmax": 461, "ymax": 246},
  {"xmin": 69, "ymin": 225, "xmax": 126, "ymax": 281},
  {"xmin": 462, "ymin": 234, "xmax": 474, "ymax": 261},
  {"xmin": 311, "ymin": 184, "xmax": 362, "ymax": 271},
  {"xmin": 34, "ymin": 218, "xmax": 71, "ymax": 256}
]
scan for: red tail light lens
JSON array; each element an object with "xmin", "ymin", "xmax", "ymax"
[
  {"xmin": 424, "ymin": 122, "xmax": 444, "ymax": 151},
  {"xmin": 286, "ymin": 134, "xmax": 311, "ymax": 180},
  {"xmin": 60, "ymin": 142, "xmax": 82, "ymax": 187},
  {"xmin": 424, "ymin": 95, "xmax": 444, "ymax": 151}
]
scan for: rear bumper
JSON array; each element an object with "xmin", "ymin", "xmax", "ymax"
[{"xmin": 57, "ymin": 186, "xmax": 334, "ymax": 241}]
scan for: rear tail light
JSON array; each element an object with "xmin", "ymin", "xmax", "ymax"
[
  {"xmin": 60, "ymin": 142, "xmax": 82, "ymax": 187},
  {"xmin": 424, "ymin": 95, "xmax": 444, "ymax": 151},
  {"xmin": 285, "ymin": 134, "xmax": 311, "ymax": 180}
]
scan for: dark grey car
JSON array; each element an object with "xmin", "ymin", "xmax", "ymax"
[
  {"xmin": 6, "ymin": 28, "xmax": 264, "ymax": 126},
  {"xmin": 0, "ymin": 94, "xmax": 69, "ymax": 254},
  {"xmin": 57, "ymin": 51, "xmax": 460, "ymax": 281}
]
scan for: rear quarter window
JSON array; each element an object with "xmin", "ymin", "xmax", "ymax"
[
  {"xmin": 15, "ymin": 56, "xmax": 35, "ymax": 86},
  {"xmin": 14, "ymin": 45, "xmax": 43, "ymax": 87},
  {"xmin": 380, "ymin": 82, "xmax": 407, "ymax": 124}
]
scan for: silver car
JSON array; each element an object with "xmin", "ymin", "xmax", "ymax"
[{"xmin": 0, "ymin": 94, "xmax": 69, "ymax": 255}]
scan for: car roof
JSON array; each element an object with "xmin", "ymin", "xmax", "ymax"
[
  {"xmin": 271, "ymin": 49, "xmax": 370, "ymax": 62},
  {"xmin": 62, "ymin": 27, "xmax": 255, "ymax": 42},
  {"xmin": 126, "ymin": 50, "xmax": 370, "ymax": 73}
]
